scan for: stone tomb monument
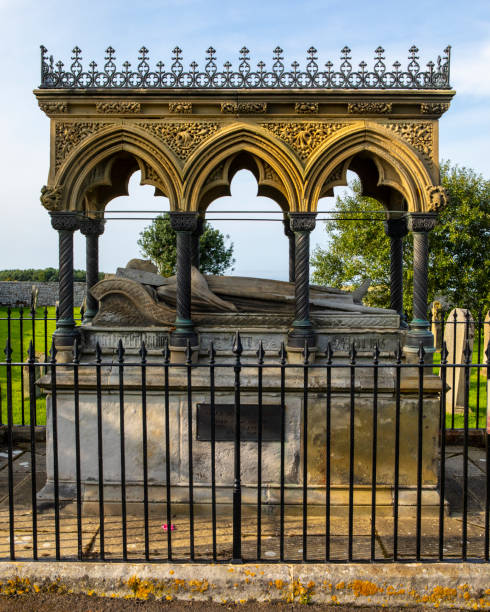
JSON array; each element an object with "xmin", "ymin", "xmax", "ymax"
[{"xmin": 34, "ymin": 44, "xmax": 453, "ymax": 517}]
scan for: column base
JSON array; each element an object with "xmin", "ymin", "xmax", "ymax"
[
  {"xmin": 287, "ymin": 320, "xmax": 316, "ymax": 349},
  {"xmin": 405, "ymin": 318, "xmax": 435, "ymax": 363},
  {"xmin": 170, "ymin": 318, "xmax": 198, "ymax": 349}
]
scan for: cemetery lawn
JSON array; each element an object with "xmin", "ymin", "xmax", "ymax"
[
  {"xmin": 0, "ymin": 306, "xmax": 79, "ymax": 426},
  {"xmin": 0, "ymin": 307, "xmax": 487, "ymax": 429}
]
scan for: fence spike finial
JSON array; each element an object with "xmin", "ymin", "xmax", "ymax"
[
  {"xmin": 73, "ymin": 337, "xmax": 80, "ymax": 363},
  {"xmin": 441, "ymin": 340, "xmax": 449, "ymax": 363},
  {"xmin": 463, "ymin": 339, "xmax": 472, "ymax": 364},
  {"xmin": 233, "ymin": 331, "xmax": 243, "ymax": 356},
  {"xmin": 117, "ymin": 339, "xmax": 125, "ymax": 362},
  {"xmin": 373, "ymin": 341, "xmax": 380, "ymax": 364},
  {"xmin": 418, "ymin": 341, "xmax": 425, "ymax": 364},
  {"xmin": 325, "ymin": 341, "xmax": 333, "ymax": 364},
  {"xmin": 257, "ymin": 340, "xmax": 265, "ymax": 364},
  {"xmin": 28, "ymin": 339, "xmax": 35, "ymax": 363},
  {"xmin": 208, "ymin": 341, "xmax": 216, "ymax": 364},
  {"xmin": 95, "ymin": 341, "xmax": 102, "ymax": 363},
  {"xmin": 185, "ymin": 339, "xmax": 192, "ymax": 364},
  {"xmin": 485, "ymin": 339, "xmax": 490, "ymax": 364},
  {"xmin": 163, "ymin": 337, "xmax": 170, "ymax": 363},
  {"xmin": 139, "ymin": 341, "xmax": 147, "ymax": 363},
  {"xmin": 279, "ymin": 341, "xmax": 286, "ymax": 364},
  {"xmin": 349, "ymin": 341, "xmax": 357, "ymax": 364},
  {"xmin": 303, "ymin": 339, "xmax": 310, "ymax": 365},
  {"xmin": 49, "ymin": 338, "xmax": 57, "ymax": 363},
  {"xmin": 395, "ymin": 340, "xmax": 403, "ymax": 363}
]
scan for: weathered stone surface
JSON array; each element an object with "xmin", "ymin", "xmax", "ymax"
[
  {"xmin": 431, "ymin": 300, "xmax": 444, "ymax": 349},
  {"xmin": 443, "ymin": 308, "xmax": 475, "ymax": 411},
  {"xmin": 126, "ymin": 258, "xmax": 159, "ymax": 274},
  {"xmin": 116, "ymin": 266, "xmax": 168, "ymax": 287}
]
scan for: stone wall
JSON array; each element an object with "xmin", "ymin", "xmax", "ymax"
[{"xmin": 0, "ymin": 282, "xmax": 86, "ymax": 307}]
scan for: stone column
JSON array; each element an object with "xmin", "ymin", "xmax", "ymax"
[
  {"xmin": 169, "ymin": 212, "xmax": 199, "ymax": 347},
  {"xmin": 287, "ymin": 212, "xmax": 317, "ymax": 348},
  {"xmin": 50, "ymin": 212, "xmax": 80, "ymax": 349},
  {"xmin": 406, "ymin": 213, "xmax": 437, "ymax": 357},
  {"xmin": 190, "ymin": 216, "xmax": 205, "ymax": 270},
  {"xmin": 283, "ymin": 215, "xmax": 295, "ymax": 283},
  {"xmin": 79, "ymin": 217, "xmax": 105, "ymax": 324},
  {"xmin": 383, "ymin": 216, "xmax": 408, "ymax": 326}
]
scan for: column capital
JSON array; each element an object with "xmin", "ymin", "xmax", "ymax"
[
  {"xmin": 407, "ymin": 212, "xmax": 437, "ymax": 233},
  {"xmin": 384, "ymin": 216, "xmax": 408, "ymax": 238},
  {"xmin": 289, "ymin": 212, "xmax": 317, "ymax": 232},
  {"xmin": 169, "ymin": 211, "xmax": 199, "ymax": 232},
  {"xmin": 282, "ymin": 215, "xmax": 293, "ymax": 238},
  {"xmin": 49, "ymin": 211, "xmax": 80, "ymax": 232},
  {"xmin": 79, "ymin": 216, "xmax": 105, "ymax": 236}
]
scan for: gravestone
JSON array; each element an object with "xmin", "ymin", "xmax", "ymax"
[
  {"xmin": 443, "ymin": 308, "xmax": 474, "ymax": 412},
  {"xmin": 431, "ymin": 300, "xmax": 444, "ymax": 349},
  {"xmin": 484, "ymin": 311, "xmax": 490, "ymax": 359}
]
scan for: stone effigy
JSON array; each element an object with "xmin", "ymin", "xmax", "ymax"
[{"xmin": 90, "ymin": 260, "xmax": 393, "ymax": 328}]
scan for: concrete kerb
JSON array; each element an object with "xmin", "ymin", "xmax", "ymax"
[{"xmin": 0, "ymin": 562, "xmax": 489, "ymax": 608}]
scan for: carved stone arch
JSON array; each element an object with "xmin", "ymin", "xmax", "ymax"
[
  {"xmin": 196, "ymin": 151, "xmax": 290, "ymax": 212},
  {"xmin": 182, "ymin": 125, "xmax": 303, "ymax": 212},
  {"xmin": 305, "ymin": 124, "xmax": 439, "ymax": 213},
  {"xmin": 53, "ymin": 125, "xmax": 182, "ymax": 212}
]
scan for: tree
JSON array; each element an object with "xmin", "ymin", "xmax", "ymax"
[
  {"xmin": 0, "ymin": 268, "xmax": 90, "ymax": 282},
  {"xmin": 137, "ymin": 213, "xmax": 235, "ymax": 277},
  {"xmin": 311, "ymin": 161, "xmax": 490, "ymax": 314}
]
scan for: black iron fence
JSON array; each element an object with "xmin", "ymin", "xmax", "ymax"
[{"xmin": 0, "ymin": 332, "xmax": 488, "ymax": 564}]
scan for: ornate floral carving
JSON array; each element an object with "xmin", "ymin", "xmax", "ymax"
[
  {"xmin": 348, "ymin": 102, "xmax": 392, "ymax": 114},
  {"xmin": 79, "ymin": 217, "xmax": 105, "ymax": 236},
  {"xmin": 261, "ymin": 122, "xmax": 347, "ymax": 160},
  {"xmin": 289, "ymin": 213, "xmax": 317, "ymax": 232},
  {"xmin": 420, "ymin": 103, "xmax": 450, "ymax": 115},
  {"xmin": 169, "ymin": 212, "xmax": 199, "ymax": 232},
  {"xmin": 55, "ymin": 122, "xmax": 109, "ymax": 170},
  {"xmin": 137, "ymin": 122, "xmax": 220, "ymax": 161},
  {"xmin": 40, "ymin": 185, "xmax": 64, "ymax": 211},
  {"xmin": 295, "ymin": 102, "xmax": 319, "ymax": 114},
  {"xmin": 169, "ymin": 102, "xmax": 193, "ymax": 114},
  {"xmin": 262, "ymin": 162, "xmax": 279, "ymax": 182},
  {"xmin": 95, "ymin": 102, "xmax": 141, "ymax": 113},
  {"xmin": 220, "ymin": 102, "xmax": 267, "ymax": 113},
  {"xmin": 385, "ymin": 122, "xmax": 433, "ymax": 158},
  {"xmin": 38, "ymin": 102, "xmax": 68, "ymax": 115},
  {"xmin": 408, "ymin": 213, "xmax": 437, "ymax": 233},
  {"xmin": 426, "ymin": 185, "xmax": 447, "ymax": 212},
  {"xmin": 49, "ymin": 211, "xmax": 80, "ymax": 231}
]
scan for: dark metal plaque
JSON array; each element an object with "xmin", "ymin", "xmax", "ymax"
[{"xmin": 196, "ymin": 404, "xmax": 282, "ymax": 442}]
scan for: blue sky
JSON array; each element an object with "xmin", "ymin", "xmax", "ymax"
[{"xmin": 0, "ymin": 0, "xmax": 488, "ymax": 279}]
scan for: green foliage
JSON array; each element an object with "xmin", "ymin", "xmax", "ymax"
[
  {"xmin": 137, "ymin": 213, "xmax": 235, "ymax": 276},
  {"xmin": 311, "ymin": 161, "xmax": 490, "ymax": 314},
  {"xmin": 0, "ymin": 268, "xmax": 89, "ymax": 282}
]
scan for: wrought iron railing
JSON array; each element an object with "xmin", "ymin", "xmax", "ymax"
[
  {"xmin": 39, "ymin": 45, "xmax": 451, "ymax": 90},
  {"xmin": 0, "ymin": 332, "xmax": 488, "ymax": 563}
]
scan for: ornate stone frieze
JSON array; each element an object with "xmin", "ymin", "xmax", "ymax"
[
  {"xmin": 55, "ymin": 122, "xmax": 109, "ymax": 170},
  {"xmin": 49, "ymin": 211, "xmax": 80, "ymax": 231},
  {"xmin": 420, "ymin": 103, "xmax": 450, "ymax": 115},
  {"xmin": 79, "ymin": 217, "xmax": 105, "ymax": 236},
  {"xmin": 169, "ymin": 212, "xmax": 199, "ymax": 232},
  {"xmin": 137, "ymin": 122, "xmax": 220, "ymax": 161},
  {"xmin": 289, "ymin": 212, "xmax": 317, "ymax": 232},
  {"xmin": 426, "ymin": 185, "xmax": 447, "ymax": 212},
  {"xmin": 220, "ymin": 102, "xmax": 267, "ymax": 113},
  {"xmin": 384, "ymin": 121, "xmax": 433, "ymax": 158},
  {"xmin": 40, "ymin": 185, "xmax": 64, "ymax": 211},
  {"xmin": 407, "ymin": 213, "xmax": 437, "ymax": 233},
  {"xmin": 38, "ymin": 102, "xmax": 68, "ymax": 115},
  {"xmin": 261, "ymin": 122, "xmax": 347, "ymax": 160},
  {"xmin": 95, "ymin": 102, "xmax": 141, "ymax": 113},
  {"xmin": 169, "ymin": 102, "xmax": 192, "ymax": 114},
  {"xmin": 294, "ymin": 102, "xmax": 319, "ymax": 114},
  {"xmin": 348, "ymin": 102, "xmax": 392, "ymax": 114}
]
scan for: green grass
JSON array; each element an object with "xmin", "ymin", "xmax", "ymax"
[
  {"xmin": 0, "ymin": 306, "xmax": 81, "ymax": 426},
  {"xmin": 0, "ymin": 307, "xmax": 487, "ymax": 429},
  {"xmin": 432, "ymin": 338, "xmax": 487, "ymax": 429}
]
